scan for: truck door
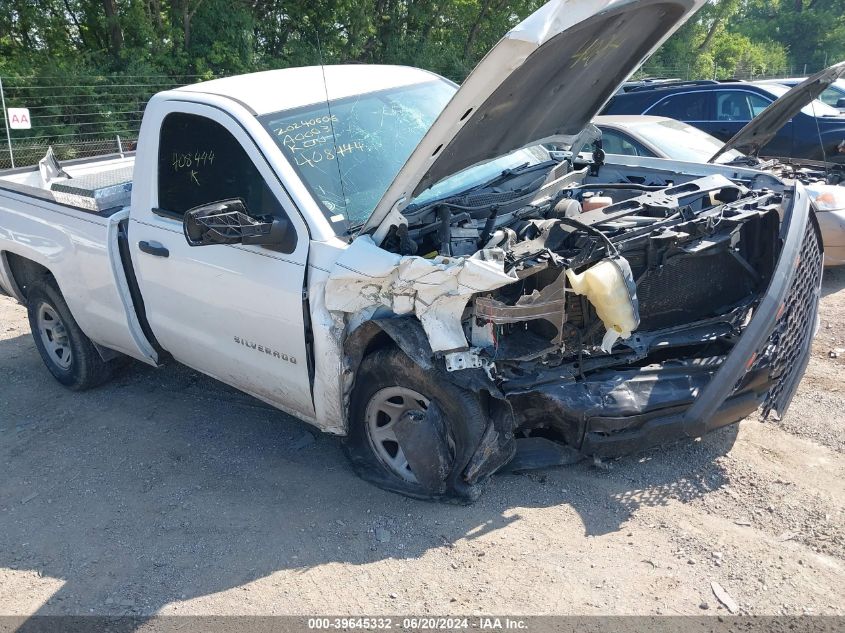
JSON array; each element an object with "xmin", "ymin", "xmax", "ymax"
[{"xmin": 130, "ymin": 104, "xmax": 315, "ymax": 418}]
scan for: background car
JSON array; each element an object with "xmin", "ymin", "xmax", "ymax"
[
  {"xmin": 613, "ymin": 78, "xmax": 718, "ymax": 95},
  {"xmin": 769, "ymin": 77, "xmax": 845, "ymax": 112},
  {"xmin": 593, "ymin": 114, "xmax": 845, "ymax": 266},
  {"xmin": 595, "ymin": 114, "xmax": 745, "ymax": 163},
  {"xmin": 602, "ymin": 79, "xmax": 845, "ymax": 162}
]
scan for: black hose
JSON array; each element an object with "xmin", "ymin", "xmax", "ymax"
[
  {"xmin": 438, "ymin": 205, "xmax": 452, "ymax": 256},
  {"xmin": 556, "ymin": 216, "xmax": 620, "ymax": 257},
  {"xmin": 480, "ymin": 205, "xmax": 499, "ymax": 246}
]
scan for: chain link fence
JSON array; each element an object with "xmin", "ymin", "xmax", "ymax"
[
  {"xmin": 0, "ymin": 63, "xmax": 829, "ymax": 171},
  {"xmin": 633, "ymin": 62, "xmax": 827, "ymax": 82},
  {"xmin": 0, "ymin": 74, "xmax": 206, "ymax": 170}
]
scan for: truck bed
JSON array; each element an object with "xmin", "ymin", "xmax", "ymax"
[
  {"xmin": 0, "ymin": 151, "xmax": 157, "ymax": 367},
  {"xmin": 0, "ymin": 152, "xmax": 135, "ymax": 216}
]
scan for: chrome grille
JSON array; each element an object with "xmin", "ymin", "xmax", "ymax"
[{"xmin": 757, "ymin": 218, "xmax": 824, "ymax": 417}]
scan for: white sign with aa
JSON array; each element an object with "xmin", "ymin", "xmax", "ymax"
[{"xmin": 8, "ymin": 108, "xmax": 31, "ymax": 130}]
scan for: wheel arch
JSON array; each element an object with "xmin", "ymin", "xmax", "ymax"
[
  {"xmin": 5, "ymin": 252, "xmax": 121, "ymax": 362},
  {"xmin": 343, "ymin": 319, "xmax": 516, "ymax": 500},
  {"xmin": 343, "ymin": 316, "xmax": 509, "ymax": 406},
  {"xmin": 3, "ymin": 251, "xmax": 55, "ymax": 301},
  {"xmin": 344, "ymin": 317, "xmax": 436, "ymax": 393}
]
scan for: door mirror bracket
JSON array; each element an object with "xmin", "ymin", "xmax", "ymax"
[{"xmin": 183, "ymin": 199, "xmax": 289, "ymax": 249}]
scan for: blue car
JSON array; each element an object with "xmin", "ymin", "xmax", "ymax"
[{"xmin": 602, "ymin": 76, "xmax": 845, "ymax": 163}]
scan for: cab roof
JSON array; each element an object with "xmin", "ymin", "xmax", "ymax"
[{"xmin": 174, "ymin": 65, "xmax": 445, "ymax": 116}]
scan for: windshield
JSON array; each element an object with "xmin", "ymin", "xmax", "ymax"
[
  {"xmin": 627, "ymin": 119, "xmax": 745, "ymax": 163},
  {"xmin": 261, "ymin": 79, "xmax": 456, "ymax": 231},
  {"xmin": 411, "ymin": 146, "xmax": 552, "ymax": 208},
  {"xmin": 757, "ymin": 84, "xmax": 842, "ymax": 117},
  {"xmin": 820, "ymin": 80, "xmax": 845, "ymax": 107}
]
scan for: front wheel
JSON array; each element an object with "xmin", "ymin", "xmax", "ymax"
[
  {"xmin": 26, "ymin": 279, "xmax": 115, "ymax": 390},
  {"xmin": 344, "ymin": 347, "xmax": 488, "ymax": 502}
]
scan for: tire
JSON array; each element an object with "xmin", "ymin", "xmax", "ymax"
[
  {"xmin": 344, "ymin": 347, "xmax": 488, "ymax": 502},
  {"xmin": 26, "ymin": 279, "xmax": 114, "ymax": 390}
]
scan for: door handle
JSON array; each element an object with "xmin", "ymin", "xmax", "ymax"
[{"xmin": 138, "ymin": 240, "xmax": 169, "ymax": 258}]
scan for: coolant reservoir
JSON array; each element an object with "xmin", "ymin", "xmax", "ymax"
[
  {"xmin": 582, "ymin": 196, "xmax": 613, "ymax": 212},
  {"xmin": 566, "ymin": 257, "xmax": 640, "ymax": 353}
]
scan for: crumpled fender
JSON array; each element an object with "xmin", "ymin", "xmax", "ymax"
[
  {"xmin": 325, "ymin": 235, "xmax": 517, "ymax": 353},
  {"xmin": 343, "ymin": 317, "xmax": 436, "ymax": 379}
]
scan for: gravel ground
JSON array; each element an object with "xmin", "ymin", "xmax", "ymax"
[{"xmin": 0, "ymin": 267, "xmax": 843, "ymax": 617}]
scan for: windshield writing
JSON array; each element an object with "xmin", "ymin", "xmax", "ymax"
[{"xmin": 261, "ymin": 80, "xmax": 456, "ymax": 230}]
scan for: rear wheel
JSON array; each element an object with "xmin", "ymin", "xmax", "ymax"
[
  {"xmin": 26, "ymin": 279, "xmax": 114, "ymax": 390},
  {"xmin": 344, "ymin": 347, "xmax": 488, "ymax": 502}
]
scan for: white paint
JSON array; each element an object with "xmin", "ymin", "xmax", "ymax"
[
  {"xmin": 0, "ymin": 190, "xmax": 157, "ymax": 364},
  {"xmin": 129, "ymin": 100, "xmax": 317, "ymax": 420},
  {"xmin": 325, "ymin": 236, "xmax": 518, "ymax": 353},
  {"xmin": 7, "ymin": 108, "xmax": 31, "ymax": 130},
  {"xmin": 141, "ymin": 90, "xmax": 340, "ymax": 243}
]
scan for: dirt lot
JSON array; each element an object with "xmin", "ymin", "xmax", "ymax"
[{"xmin": 0, "ymin": 267, "xmax": 843, "ymax": 618}]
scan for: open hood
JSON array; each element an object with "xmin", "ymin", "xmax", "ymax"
[
  {"xmin": 710, "ymin": 61, "xmax": 845, "ymax": 163},
  {"xmin": 360, "ymin": 0, "xmax": 707, "ymax": 238}
]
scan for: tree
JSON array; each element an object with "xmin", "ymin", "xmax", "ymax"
[{"xmin": 0, "ymin": 0, "xmax": 841, "ymax": 168}]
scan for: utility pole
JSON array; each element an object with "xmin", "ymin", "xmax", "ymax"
[{"xmin": 0, "ymin": 76, "xmax": 14, "ymax": 170}]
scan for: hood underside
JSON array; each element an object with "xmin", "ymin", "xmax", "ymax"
[
  {"xmin": 710, "ymin": 60, "xmax": 845, "ymax": 162},
  {"xmin": 361, "ymin": 0, "xmax": 706, "ymax": 238}
]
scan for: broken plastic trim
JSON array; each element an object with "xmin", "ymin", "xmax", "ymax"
[
  {"xmin": 325, "ymin": 235, "xmax": 518, "ymax": 352},
  {"xmin": 474, "ymin": 269, "xmax": 567, "ymax": 346}
]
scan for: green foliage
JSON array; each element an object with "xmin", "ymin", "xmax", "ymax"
[
  {"xmin": 1, "ymin": 0, "xmax": 549, "ymax": 80},
  {"xmin": 639, "ymin": 0, "xmax": 841, "ymax": 79},
  {"xmin": 0, "ymin": 0, "xmax": 842, "ymax": 168},
  {"xmin": 3, "ymin": 0, "xmax": 841, "ymax": 83}
]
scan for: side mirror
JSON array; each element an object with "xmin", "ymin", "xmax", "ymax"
[
  {"xmin": 183, "ymin": 199, "xmax": 289, "ymax": 248},
  {"xmin": 836, "ymin": 97, "xmax": 845, "ymax": 109}
]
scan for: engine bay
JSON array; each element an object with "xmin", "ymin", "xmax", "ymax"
[
  {"xmin": 373, "ymin": 160, "xmax": 784, "ymax": 380},
  {"xmin": 323, "ymin": 136, "xmax": 821, "ymax": 491}
]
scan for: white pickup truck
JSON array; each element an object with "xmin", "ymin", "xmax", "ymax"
[{"xmin": 0, "ymin": 0, "xmax": 823, "ymax": 501}]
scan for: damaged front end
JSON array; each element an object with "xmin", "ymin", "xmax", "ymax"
[
  {"xmin": 327, "ymin": 169, "xmax": 823, "ymax": 499},
  {"xmin": 314, "ymin": 0, "xmax": 824, "ymax": 500}
]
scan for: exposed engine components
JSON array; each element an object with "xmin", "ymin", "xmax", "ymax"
[
  {"xmin": 444, "ymin": 348, "xmax": 485, "ymax": 372},
  {"xmin": 330, "ymin": 168, "xmax": 782, "ymax": 390},
  {"xmin": 551, "ymin": 198, "xmax": 582, "ymax": 218},
  {"xmin": 582, "ymin": 193, "xmax": 613, "ymax": 212},
  {"xmin": 472, "ymin": 269, "xmax": 568, "ymax": 355},
  {"xmin": 566, "ymin": 257, "xmax": 639, "ymax": 352},
  {"xmin": 324, "ymin": 236, "xmax": 518, "ymax": 353}
]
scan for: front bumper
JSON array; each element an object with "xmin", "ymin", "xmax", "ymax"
[{"xmin": 504, "ymin": 186, "xmax": 823, "ymax": 460}]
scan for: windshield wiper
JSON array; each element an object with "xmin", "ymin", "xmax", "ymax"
[
  {"xmin": 404, "ymin": 162, "xmax": 541, "ymax": 213},
  {"xmin": 723, "ymin": 156, "xmax": 762, "ymax": 167}
]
